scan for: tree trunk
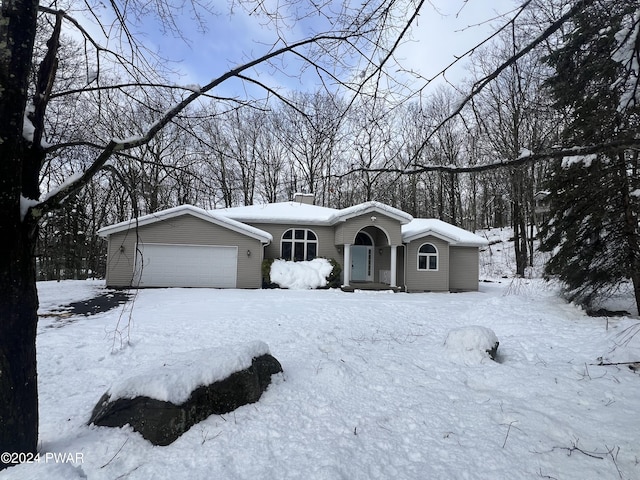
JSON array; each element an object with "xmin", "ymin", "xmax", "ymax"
[
  {"xmin": 437, "ymin": 175, "xmax": 444, "ymax": 220},
  {"xmin": 0, "ymin": 221, "xmax": 39, "ymax": 468},
  {"xmin": 0, "ymin": 1, "xmax": 41, "ymax": 469},
  {"xmin": 511, "ymin": 167, "xmax": 528, "ymax": 276},
  {"xmin": 449, "ymin": 172, "xmax": 457, "ymax": 225},
  {"xmin": 617, "ymin": 152, "xmax": 640, "ymax": 315},
  {"xmin": 0, "ymin": 129, "xmax": 41, "ymax": 468},
  {"xmin": 518, "ymin": 212, "xmax": 528, "ymax": 275}
]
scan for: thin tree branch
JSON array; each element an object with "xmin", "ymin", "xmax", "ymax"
[
  {"xmin": 337, "ymin": 138, "xmax": 640, "ymax": 177},
  {"xmin": 48, "ymin": 83, "xmax": 228, "ymax": 100},
  {"xmin": 421, "ymin": 1, "xmax": 533, "ymax": 87},
  {"xmin": 409, "ymin": 0, "xmax": 596, "ymax": 165},
  {"xmin": 27, "ymin": 32, "xmax": 360, "ymax": 219}
]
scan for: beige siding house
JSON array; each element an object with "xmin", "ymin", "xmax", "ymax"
[{"xmin": 98, "ymin": 197, "xmax": 488, "ymax": 292}]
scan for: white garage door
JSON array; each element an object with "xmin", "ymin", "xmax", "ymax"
[{"xmin": 135, "ymin": 243, "xmax": 238, "ymax": 288}]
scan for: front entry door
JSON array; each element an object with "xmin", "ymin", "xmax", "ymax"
[{"xmin": 351, "ymin": 245, "xmax": 373, "ymax": 282}]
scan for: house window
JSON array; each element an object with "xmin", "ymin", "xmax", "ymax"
[
  {"xmin": 281, "ymin": 229, "xmax": 318, "ymax": 261},
  {"xmin": 355, "ymin": 231, "xmax": 373, "ymax": 246},
  {"xmin": 418, "ymin": 243, "xmax": 438, "ymax": 271}
]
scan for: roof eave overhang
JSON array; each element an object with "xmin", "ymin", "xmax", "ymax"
[
  {"xmin": 228, "ymin": 217, "xmax": 333, "ymax": 226},
  {"xmin": 403, "ymin": 230, "xmax": 488, "ymax": 247},
  {"xmin": 402, "ymin": 230, "xmax": 456, "ymax": 245},
  {"xmin": 454, "ymin": 241, "xmax": 489, "ymax": 248},
  {"xmin": 98, "ymin": 206, "xmax": 272, "ymax": 243}
]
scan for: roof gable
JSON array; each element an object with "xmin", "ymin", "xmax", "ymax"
[
  {"xmin": 332, "ymin": 201, "xmax": 413, "ymax": 225},
  {"xmin": 402, "ymin": 219, "xmax": 488, "ymax": 247},
  {"xmin": 97, "ymin": 205, "xmax": 272, "ymax": 243}
]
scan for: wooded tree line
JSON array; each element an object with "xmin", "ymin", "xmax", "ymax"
[{"xmin": 31, "ymin": 0, "xmax": 640, "ymax": 313}]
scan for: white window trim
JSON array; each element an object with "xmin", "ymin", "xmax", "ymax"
[
  {"xmin": 281, "ymin": 228, "xmax": 319, "ymax": 261},
  {"xmin": 417, "ymin": 242, "xmax": 439, "ymax": 272}
]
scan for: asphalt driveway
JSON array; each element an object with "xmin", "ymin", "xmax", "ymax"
[{"xmin": 64, "ymin": 290, "xmax": 131, "ymax": 315}]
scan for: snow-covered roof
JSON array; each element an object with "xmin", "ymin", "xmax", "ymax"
[
  {"xmin": 97, "ymin": 205, "xmax": 273, "ymax": 243},
  {"xmin": 217, "ymin": 202, "xmax": 338, "ymax": 225},
  {"xmin": 402, "ymin": 219, "xmax": 488, "ymax": 247},
  {"xmin": 98, "ymin": 202, "xmax": 485, "ymax": 248},
  {"xmin": 217, "ymin": 200, "xmax": 413, "ymax": 226}
]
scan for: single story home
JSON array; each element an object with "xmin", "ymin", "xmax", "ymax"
[{"xmin": 97, "ymin": 195, "xmax": 488, "ymax": 292}]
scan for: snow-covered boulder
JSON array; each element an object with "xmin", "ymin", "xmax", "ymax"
[
  {"xmin": 444, "ymin": 326, "xmax": 499, "ymax": 364},
  {"xmin": 88, "ymin": 342, "xmax": 282, "ymax": 445}
]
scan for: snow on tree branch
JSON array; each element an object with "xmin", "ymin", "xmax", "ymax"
[{"xmin": 339, "ymin": 138, "xmax": 640, "ymax": 176}]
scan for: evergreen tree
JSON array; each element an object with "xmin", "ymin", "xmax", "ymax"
[
  {"xmin": 540, "ymin": 155, "xmax": 637, "ymax": 306},
  {"xmin": 539, "ymin": 0, "xmax": 640, "ymax": 311}
]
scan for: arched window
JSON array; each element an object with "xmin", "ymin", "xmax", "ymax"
[
  {"xmin": 355, "ymin": 231, "xmax": 373, "ymax": 245},
  {"xmin": 418, "ymin": 243, "xmax": 438, "ymax": 271},
  {"xmin": 281, "ymin": 229, "xmax": 318, "ymax": 261}
]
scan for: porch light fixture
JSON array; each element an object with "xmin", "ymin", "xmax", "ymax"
[
  {"xmin": 379, "ymin": 248, "xmax": 383, "ymax": 255},
  {"xmin": 371, "ymin": 216, "xmax": 377, "ymax": 222},
  {"xmin": 119, "ymin": 245, "xmax": 125, "ymax": 253},
  {"xmin": 247, "ymin": 249, "xmax": 251, "ymax": 257}
]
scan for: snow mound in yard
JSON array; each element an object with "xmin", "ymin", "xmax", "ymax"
[
  {"xmin": 270, "ymin": 258, "xmax": 333, "ymax": 289},
  {"xmin": 444, "ymin": 325, "xmax": 499, "ymax": 365},
  {"xmin": 106, "ymin": 341, "xmax": 271, "ymax": 404}
]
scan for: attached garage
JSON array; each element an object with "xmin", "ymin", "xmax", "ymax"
[
  {"xmin": 98, "ymin": 206, "xmax": 272, "ymax": 289},
  {"xmin": 135, "ymin": 243, "xmax": 238, "ymax": 288}
]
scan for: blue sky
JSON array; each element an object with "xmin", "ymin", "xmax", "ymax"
[{"xmin": 78, "ymin": 0, "xmax": 518, "ymax": 99}]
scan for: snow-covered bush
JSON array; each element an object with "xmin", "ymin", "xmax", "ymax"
[
  {"xmin": 325, "ymin": 258, "xmax": 342, "ymax": 289},
  {"xmin": 261, "ymin": 258, "xmax": 277, "ymax": 288},
  {"xmin": 444, "ymin": 326, "xmax": 499, "ymax": 365},
  {"xmin": 269, "ymin": 258, "xmax": 335, "ymax": 290}
]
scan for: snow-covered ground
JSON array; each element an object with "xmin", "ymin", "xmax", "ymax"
[{"xmin": 4, "ymin": 237, "xmax": 640, "ymax": 480}]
